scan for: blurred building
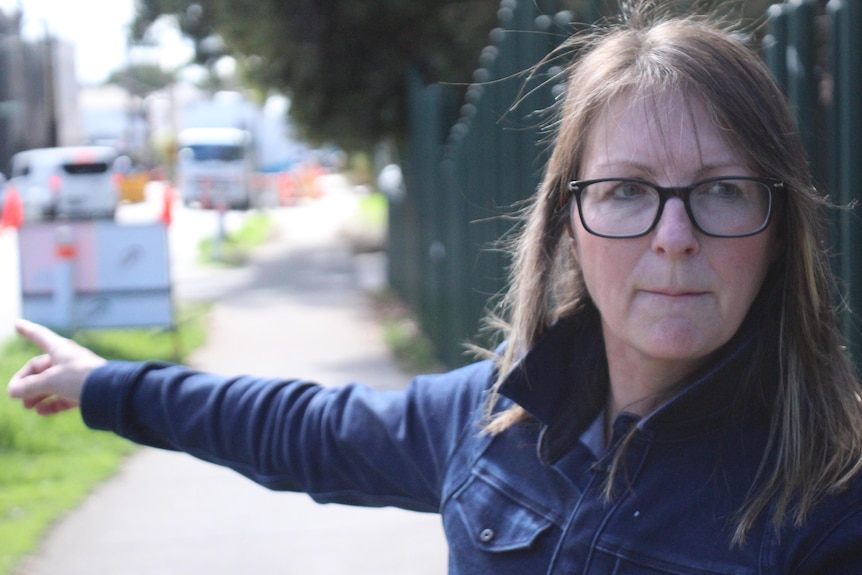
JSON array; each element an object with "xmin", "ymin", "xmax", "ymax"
[
  {"xmin": 79, "ymin": 84, "xmax": 147, "ymax": 157},
  {"xmin": 0, "ymin": 8, "xmax": 81, "ymax": 175}
]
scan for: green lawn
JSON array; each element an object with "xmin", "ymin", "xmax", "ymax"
[
  {"xmin": 0, "ymin": 307, "xmax": 208, "ymax": 575},
  {"xmin": 199, "ymin": 211, "xmax": 275, "ymax": 266}
]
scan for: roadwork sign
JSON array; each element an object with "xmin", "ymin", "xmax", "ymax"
[{"xmin": 18, "ymin": 221, "xmax": 173, "ymax": 330}]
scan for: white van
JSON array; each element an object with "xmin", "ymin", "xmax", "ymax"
[
  {"xmin": 176, "ymin": 128, "xmax": 257, "ymax": 210},
  {"xmin": 7, "ymin": 146, "xmax": 120, "ymax": 222}
]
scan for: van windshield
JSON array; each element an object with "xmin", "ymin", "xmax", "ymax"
[{"xmin": 185, "ymin": 144, "xmax": 245, "ymax": 162}]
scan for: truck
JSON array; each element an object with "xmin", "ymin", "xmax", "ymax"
[{"xmin": 175, "ymin": 127, "xmax": 258, "ymax": 210}]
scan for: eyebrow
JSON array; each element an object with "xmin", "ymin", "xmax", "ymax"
[{"xmin": 586, "ymin": 160, "xmax": 752, "ymax": 179}]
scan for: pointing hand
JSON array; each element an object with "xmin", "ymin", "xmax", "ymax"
[{"xmin": 7, "ymin": 319, "xmax": 106, "ymax": 416}]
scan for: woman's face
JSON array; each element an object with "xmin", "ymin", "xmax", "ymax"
[{"xmin": 572, "ymin": 91, "xmax": 777, "ymax": 381}]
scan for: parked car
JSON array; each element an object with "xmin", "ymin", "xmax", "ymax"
[{"xmin": 6, "ymin": 146, "xmax": 120, "ymax": 222}]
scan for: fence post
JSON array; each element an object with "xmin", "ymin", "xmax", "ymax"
[
  {"xmin": 785, "ymin": 0, "xmax": 825, "ymax": 186},
  {"xmin": 827, "ymin": 0, "xmax": 862, "ymax": 365},
  {"xmin": 763, "ymin": 3, "xmax": 788, "ymax": 92}
]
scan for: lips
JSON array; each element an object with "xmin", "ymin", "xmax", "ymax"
[
  {"xmin": 640, "ymin": 287, "xmax": 710, "ymax": 301},
  {"xmin": 647, "ymin": 290, "xmax": 705, "ymax": 296}
]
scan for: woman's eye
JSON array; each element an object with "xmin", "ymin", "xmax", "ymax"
[
  {"xmin": 704, "ymin": 181, "xmax": 743, "ymax": 198},
  {"xmin": 611, "ymin": 182, "xmax": 649, "ymax": 199}
]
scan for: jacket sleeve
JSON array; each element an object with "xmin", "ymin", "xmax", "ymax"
[{"xmin": 80, "ymin": 360, "xmax": 493, "ymax": 513}]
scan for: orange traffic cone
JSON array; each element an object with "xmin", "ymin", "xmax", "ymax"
[{"xmin": 1, "ymin": 185, "xmax": 23, "ymax": 231}]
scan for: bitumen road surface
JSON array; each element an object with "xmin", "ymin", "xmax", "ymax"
[{"xmin": 11, "ymin": 177, "xmax": 449, "ymax": 574}]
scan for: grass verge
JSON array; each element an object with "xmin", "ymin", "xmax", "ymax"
[
  {"xmin": 357, "ymin": 192, "xmax": 387, "ymax": 232},
  {"xmin": 199, "ymin": 211, "xmax": 275, "ymax": 266},
  {"xmin": 370, "ymin": 290, "xmax": 443, "ymax": 376},
  {"xmin": 343, "ymin": 192, "xmax": 387, "ymax": 254},
  {"xmin": 0, "ymin": 304, "xmax": 209, "ymax": 575}
]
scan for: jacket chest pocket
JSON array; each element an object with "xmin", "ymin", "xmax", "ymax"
[
  {"xmin": 583, "ymin": 543, "xmax": 756, "ymax": 575},
  {"xmin": 445, "ymin": 472, "xmax": 556, "ymax": 553}
]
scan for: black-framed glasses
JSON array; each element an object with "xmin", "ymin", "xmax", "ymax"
[{"xmin": 566, "ymin": 176, "xmax": 782, "ymax": 239}]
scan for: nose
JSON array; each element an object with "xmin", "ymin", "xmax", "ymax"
[{"xmin": 650, "ymin": 197, "xmax": 699, "ymax": 256}]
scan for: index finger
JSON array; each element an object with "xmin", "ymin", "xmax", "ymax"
[{"xmin": 14, "ymin": 319, "xmax": 66, "ymax": 354}]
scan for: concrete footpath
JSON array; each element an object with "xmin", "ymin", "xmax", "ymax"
[{"xmin": 13, "ymin": 179, "xmax": 449, "ymax": 574}]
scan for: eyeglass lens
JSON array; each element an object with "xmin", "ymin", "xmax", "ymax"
[{"xmin": 575, "ymin": 179, "xmax": 772, "ymax": 238}]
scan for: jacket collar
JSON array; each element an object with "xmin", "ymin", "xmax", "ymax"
[
  {"xmin": 499, "ymin": 304, "xmax": 773, "ymax": 464},
  {"xmin": 498, "ymin": 308, "xmax": 608, "ymax": 463}
]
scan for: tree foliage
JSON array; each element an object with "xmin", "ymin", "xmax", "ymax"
[
  {"xmin": 133, "ymin": 0, "xmax": 500, "ymax": 149},
  {"xmin": 108, "ymin": 64, "xmax": 175, "ymax": 98},
  {"xmin": 131, "ymin": 0, "xmax": 778, "ymax": 150}
]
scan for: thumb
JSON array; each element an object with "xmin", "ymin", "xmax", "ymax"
[
  {"xmin": 8, "ymin": 355, "xmax": 91, "ymax": 410},
  {"xmin": 7, "ymin": 355, "xmax": 62, "ymax": 400}
]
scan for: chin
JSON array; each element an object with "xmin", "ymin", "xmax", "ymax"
[{"xmin": 640, "ymin": 327, "xmax": 721, "ymax": 361}]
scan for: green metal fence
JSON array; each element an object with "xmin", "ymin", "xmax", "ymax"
[
  {"xmin": 391, "ymin": 0, "xmax": 577, "ymax": 366},
  {"xmin": 765, "ymin": 0, "xmax": 862, "ymax": 363},
  {"xmin": 391, "ymin": 0, "xmax": 862, "ymax": 370}
]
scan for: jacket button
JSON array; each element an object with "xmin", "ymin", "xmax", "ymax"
[{"xmin": 479, "ymin": 528, "xmax": 495, "ymax": 542}]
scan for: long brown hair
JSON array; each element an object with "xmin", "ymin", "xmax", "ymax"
[{"xmin": 485, "ymin": 1, "xmax": 862, "ymax": 544}]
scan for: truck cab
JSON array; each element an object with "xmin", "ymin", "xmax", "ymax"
[{"xmin": 176, "ymin": 127, "xmax": 257, "ymax": 210}]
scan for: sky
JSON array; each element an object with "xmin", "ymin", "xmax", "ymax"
[{"xmin": 0, "ymin": 0, "xmax": 194, "ymax": 85}]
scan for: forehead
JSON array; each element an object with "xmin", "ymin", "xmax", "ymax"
[{"xmin": 580, "ymin": 90, "xmax": 748, "ymax": 180}]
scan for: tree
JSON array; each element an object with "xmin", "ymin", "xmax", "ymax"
[
  {"xmin": 131, "ymin": 0, "xmax": 778, "ymax": 151},
  {"xmin": 108, "ymin": 63, "xmax": 175, "ymax": 99},
  {"xmin": 132, "ymin": 0, "xmax": 500, "ymax": 150}
]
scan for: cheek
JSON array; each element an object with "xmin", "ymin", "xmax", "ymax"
[
  {"xmin": 571, "ymin": 232, "xmax": 633, "ymax": 295},
  {"xmin": 711, "ymin": 239, "xmax": 775, "ymax": 312}
]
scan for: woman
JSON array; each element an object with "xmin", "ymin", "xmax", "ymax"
[{"xmin": 9, "ymin": 4, "xmax": 862, "ymax": 573}]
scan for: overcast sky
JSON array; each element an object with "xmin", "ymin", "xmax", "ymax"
[{"xmin": 0, "ymin": 1, "xmax": 193, "ymax": 85}]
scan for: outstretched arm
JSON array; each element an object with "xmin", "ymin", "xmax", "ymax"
[
  {"xmin": 6, "ymin": 319, "xmax": 106, "ymax": 415},
  {"xmin": 6, "ymin": 319, "xmax": 494, "ymax": 510}
]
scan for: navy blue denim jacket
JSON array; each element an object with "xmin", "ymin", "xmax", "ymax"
[{"xmin": 81, "ymin": 315, "xmax": 862, "ymax": 573}]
